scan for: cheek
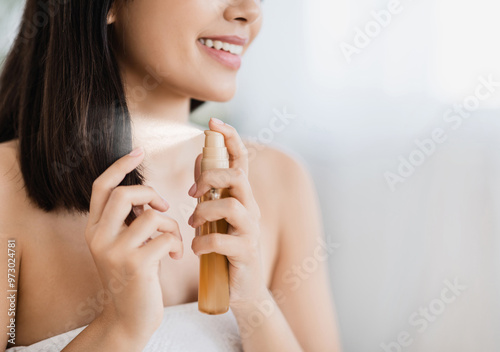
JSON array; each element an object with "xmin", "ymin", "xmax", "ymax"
[
  {"xmin": 118, "ymin": 13, "xmax": 196, "ymax": 74},
  {"xmin": 114, "ymin": 1, "xmax": 239, "ymax": 101}
]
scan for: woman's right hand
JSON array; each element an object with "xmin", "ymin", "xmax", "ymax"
[{"xmin": 84, "ymin": 146, "xmax": 183, "ymax": 340}]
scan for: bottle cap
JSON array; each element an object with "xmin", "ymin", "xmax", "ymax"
[{"xmin": 201, "ymin": 130, "xmax": 229, "ymax": 171}]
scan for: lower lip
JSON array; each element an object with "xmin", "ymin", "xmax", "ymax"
[{"xmin": 197, "ymin": 40, "xmax": 242, "ymax": 70}]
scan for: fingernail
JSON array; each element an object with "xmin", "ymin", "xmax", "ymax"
[
  {"xmin": 129, "ymin": 146, "xmax": 144, "ymax": 157},
  {"xmin": 162, "ymin": 198, "xmax": 170, "ymax": 208},
  {"xmin": 188, "ymin": 214, "xmax": 193, "ymax": 226},
  {"xmin": 188, "ymin": 183, "xmax": 197, "ymax": 196},
  {"xmin": 211, "ymin": 117, "xmax": 224, "ymax": 125}
]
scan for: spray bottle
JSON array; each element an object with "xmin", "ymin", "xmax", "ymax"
[{"xmin": 197, "ymin": 130, "xmax": 230, "ymax": 314}]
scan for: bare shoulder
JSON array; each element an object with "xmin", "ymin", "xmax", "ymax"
[
  {"xmin": 241, "ymin": 139, "xmax": 319, "ymax": 285},
  {"xmin": 0, "ymin": 139, "xmax": 23, "ymax": 198},
  {"xmin": 243, "ymin": 138, "xmax": 312, "ymax": 191},
  {"xmin": 242, "ymin": 138, "xmax": 316, "ymax": 221},
  {"xmin": 0, "ymin": 139, "xmax": 28, "ymax": 236},
  {"xmin": 242, "ymin": 138, "xmax": 323, "ymax": 243}
]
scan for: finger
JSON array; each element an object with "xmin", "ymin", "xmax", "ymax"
[
  {"xmin": 194, "ymin": 152, "xmax": 203, "ymax": 182},
  {"xmin": 188, "ymin": 197, "xmax": 254, "ymax": 232},
  {"xmin": 89, "ymin": 147, "xmax": 145, "ymax": 226},
  {"xmin": 133, "ymin": 204, "xmax": 145, "ymax": 217},
  {"xmin": 208, "ymin": 118, "xmax": 248, "ymax": 175},
  {"xmin": 139, "ymin": 232, "xmax": 184, "ymax": 261},
  {"xmin": 118, "ymin": 209, "xmax": 182, "ymax": 249},
  {"xmin": 191, "ymin": 232, "xmax": 247, "ymax": 258},
  {"xmin": 99, "ymin": 185, "xmax": 170, "ymax": 237},
  {"xmin": 117, "ymin": 208, "xmax": 182, "ymax": 250},
  {"xmin": 190, "ymin": 168, "xmax": 254, "ymax": 209}
]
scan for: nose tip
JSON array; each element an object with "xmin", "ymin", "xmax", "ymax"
[{"xmin": 224, "ymin": 0, "xmax": 262, "ymax": 24}]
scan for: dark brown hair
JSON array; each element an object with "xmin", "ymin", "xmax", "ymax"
[{"xmin": 0, "ymin": 0, "xmax": 204, "ymax": 218}]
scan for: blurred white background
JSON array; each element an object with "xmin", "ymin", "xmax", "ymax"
[{"xmin": 2, "ymin": 0, "xmax": 499, "ymax": 351}]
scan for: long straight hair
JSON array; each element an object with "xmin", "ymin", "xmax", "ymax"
[{"xmin": 0, "ymin": 0, "xmax": 204, "ymax": 220}]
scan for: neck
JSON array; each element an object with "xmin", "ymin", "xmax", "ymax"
[{"xmin": 121, "ymin": 69, "xmax": 205, "ymax": 182}]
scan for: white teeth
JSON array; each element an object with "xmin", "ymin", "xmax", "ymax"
[
  {"xmin": 198, "ymin": 38, "xmax": 243, "ymax": 55},
  {"xmin": 213, "ymin": 40, "xmax": 223, "ymax": 50}
]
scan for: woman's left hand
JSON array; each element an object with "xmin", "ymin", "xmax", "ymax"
[{"xmin": 188, "ymin": 118, "xmax": 267, "ymax": 309}]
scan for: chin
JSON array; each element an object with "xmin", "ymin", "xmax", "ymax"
[
  {"xmin": 193, "ymin": 82, "xmax": 237, "ymax": 103},
  {"xmin": 210, "ymin": 88, "xmax": 237, "ymax": 102}
]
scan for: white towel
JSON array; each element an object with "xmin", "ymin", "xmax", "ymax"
[{"xmin": 6, "ymin": 302, "xmax": 243, "ymax": 352}]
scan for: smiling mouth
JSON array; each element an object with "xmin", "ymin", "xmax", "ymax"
[{"xmin": 198, "ymin": 38, "xmax": 243, "ymax": 56}]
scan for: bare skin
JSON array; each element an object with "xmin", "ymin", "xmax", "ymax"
[
  {"xmin": 0, "ymin": 0, "xmax": 341, "ymax": 350},
  {"xmin": 0, "ymin": 132, "xmax": 279, "ymax": 344},
  {"xmin": 0, "ymin": 131, "xmax": 340, "ymax": 351}
]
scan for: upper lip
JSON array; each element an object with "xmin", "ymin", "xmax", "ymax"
[{"xmin": 199, "ymin": 35, "xmax": 249, "ymax": 46}]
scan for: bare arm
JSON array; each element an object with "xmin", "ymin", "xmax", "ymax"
[
  {"xmin": 61, "ymin": 309, "xmax": 150, "ymax": 352},
  {"xmin": 231, "ymin": 287, "xmax": 305, "ymax": 351},
  {"xmin": 268, "ymin": 151, "xmax": 342, "ymax": 351},
  {"xmin": 232, "ymin": 148, "xmax": 342, "ymax": 352}
]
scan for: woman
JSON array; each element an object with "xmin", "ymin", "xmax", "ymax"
[{"xmin": 0, "ymin": 0, "xmax": 341, "ymax": 351}]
